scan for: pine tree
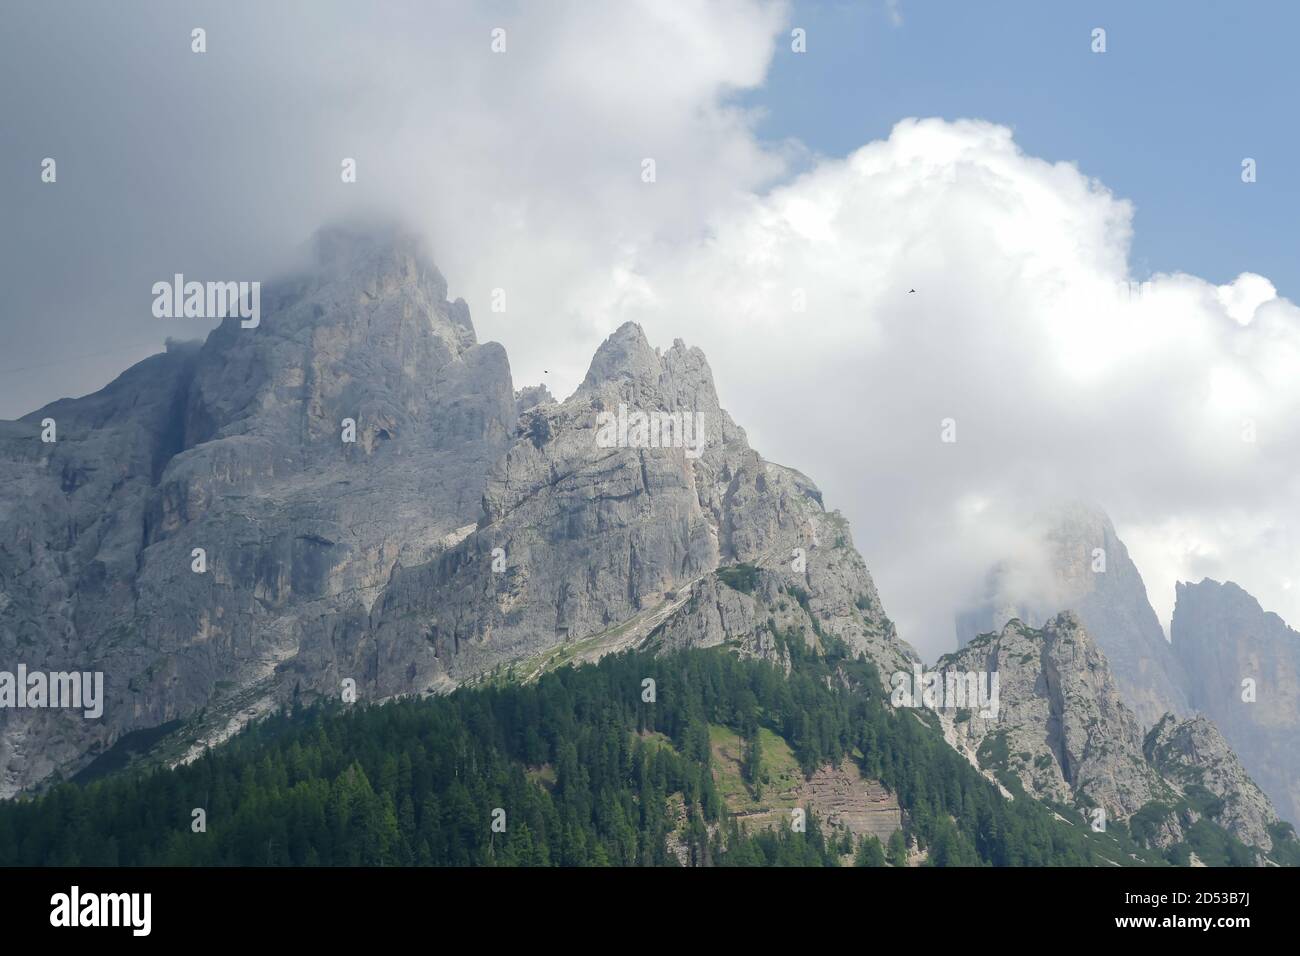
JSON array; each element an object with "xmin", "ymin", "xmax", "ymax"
[
  {"xmin": 743, "ymin": 734, "xmax": 765, "ymax": 799},
  {"xmin": 887, "ymin": 828, "xmax": 909, "ymax": 867},
  {"xmin": 855, "ymin": 834, "xmax": 886, "ymax": 867}
]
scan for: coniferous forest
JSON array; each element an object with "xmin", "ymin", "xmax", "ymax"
[{"xmin": 0, "ymin": 638, "xmax": 1227, "ymax": 867}]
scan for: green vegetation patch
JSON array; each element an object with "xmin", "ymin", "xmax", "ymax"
[{"xmin": 716, "ymin": 563, "xmax": 761, "ymax": 594}]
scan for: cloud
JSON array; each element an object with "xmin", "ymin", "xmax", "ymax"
[
  {"xmin": 1216, "ymin": 273, "xmax": 1277, "ymax": 326},
  {"xmin": 0, "ymin": 0, "xmax": 791, "ymax": 415},
  {"xmin": 611, "ymin": 118, "xmax": 1300, "ymax": 655},
  {"xmin": 3, "ymin": 1, "xmax": 1296, "ymax": 660}
]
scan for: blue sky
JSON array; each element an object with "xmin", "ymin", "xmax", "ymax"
[{"xmin": 745, "ymin": 0, "xmax": 1297, "ymax": 297}]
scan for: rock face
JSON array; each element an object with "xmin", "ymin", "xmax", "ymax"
[
  {"xmin": 1145, "ymin": 713, "xmax": 1279, "ymax": 853},
  {"xmin": 0, "ymin": 343, "xmax": 205, "ymax": 793},
  {"xmin": 941, "ymin": 613, "xmax": 1177, "ymax": 834},
  {"xmin": 938, "ymin": 612, "xmax": 1284, "ymax": 856},
  {"xmin": 0, "ymin": 226, "xmax": 516, "ymax": 796},
  {"xmin": 0, "ymin": 227, "xmax": 915, "ymax": 796},
  {"xmin": 513, "ymin": 384, "xmax": 554, "ymax": 418},
  {"xmin": 956, "ymin": 502, "xmax": 1188, "ymax": 729},
  {"xmin": 649, "ymin": 559, "xmax": 914, "ymax": 681},
  {"xmin": 355, "ymin": 322, "xmax": 915, "ymax": 695},
  {"xmin": 1171, "ymin": 579, "xmax": 1300, "ymax": 830}
]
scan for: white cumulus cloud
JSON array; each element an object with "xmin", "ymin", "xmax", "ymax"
[{"xmin": 603, "ymin": 118, "xmax": 1300, "ymax": 656}]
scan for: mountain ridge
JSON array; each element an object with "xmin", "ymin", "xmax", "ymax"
[
  {"xmin": 1, "ymin": 226, "xmax": 1290, "ymax": 871},
  {"xmin": 0, "ymin": 227, "xmax": 914, "ymax": 795},
  {"xmin": 939, "ymin": 612, "xmax": 1285, "ymax": 858}
]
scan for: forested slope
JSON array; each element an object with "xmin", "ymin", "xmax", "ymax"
[{"xmin": 0, "ymin": 638, "xmax": 1258, "ymax": 867}]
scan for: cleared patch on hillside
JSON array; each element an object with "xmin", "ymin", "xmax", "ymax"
[
  {"xmin": 710, "ymin": 724, "xmax": 804, "ymax": 830},
  {"xmin": 709, "ymin": 724, "xmax": 901, "ymax": 844},
  {"xmin": 801, "ymin": 763, "xmax": 902, "ymax": 844}
]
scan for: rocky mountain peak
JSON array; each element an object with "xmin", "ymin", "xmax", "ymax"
[
  {"xmin": 514, "ymin": 384, "xmax": 555, "ymax": 418},
  {"xmin": 308, "ymin": 224, "xmax": 469, "ymax": 326},
  {"xmin": 937, "ymin": 611, "xmax": 1288, "ymax": 857},
  {"xmin": 1172, "ymin": 577, "xmax": 1300, "ymax": 830},
  {"xmin": 1144, "ymin": 713, "xmax": 1281, "ymax": 852},
  {"xmin": 0, "ymin": 227, "xmax": 522, "ymax": 797},
  {"xmin": 940, "ymin": 611, "xmax": 1178, "ymax": 827},
  {"xmin": 181, "ymin": 223, "xmax": 498, "ymax": 456},
  {"xmin": 580, "ymin": 322, "xmax": 723, "ymax": 413},
  {"xmin": 1176, "ymin": 577, "xmax": 1269, "ymax": 621},
  {"xmin": 580, "ymin": 321, "xmax": 661, "ymax": 387},
  {"xmin": 956, "ymin": 500, "xmax": 1188, "ymax": 728}
]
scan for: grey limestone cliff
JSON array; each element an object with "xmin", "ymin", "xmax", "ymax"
[
  {"xmin": 0, "ymin": 226, "xmax": 515, "ymax": 795},
  {"xmin": 0, "ymin": 227, "xmax": 915, "ymax": 795},
  {"xmin": 938, "ymin": 611, "xmax": 1285, "ymax": 857}
]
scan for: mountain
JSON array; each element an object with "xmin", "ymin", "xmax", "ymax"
[
  {"xmin": 3, "ymin": 225, "xmax": 1290, "ymax": 868},
  {"xmin": 360, "ymin": 320, "xmax": 915, "ymax": 697},
  {"xmin": 0, "ymin": 226, "xmax": 517, "ymax": 796},
  {"xmin": 943, "ymin": 614, "xmax": 1175, "ymax": 828},
  {"xmin": 1144, "ymin": 713, "xmax": 1281, "ymax": 854},
  {"xmin": 953, "ymin": 509, "xmax": 1300, "ymax": 838},
  {"xmin": 938, "ymin": 612, "xmax": 1286, "ymax": 861},
  {"xmin": 955, "ymin": 502, "xmax": 1188, "ymax": 729},
  {"xmin": 0, "ymin": 643, "xmax": 1113, "ymax": 867},
  {"xmin": 6, "ymin": 615, "xmax": 1293, "ymax": 867},
  {"xmin": 0, "ymin": 226, "xmax": 914, "ymax": 797},
  {"xmin": 1171, "ymin": 578, "xmax": 1300, "ymax": 829}
]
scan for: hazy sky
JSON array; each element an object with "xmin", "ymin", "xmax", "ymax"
[{"xmin": 2, "ymin": 1, "xmax": 1297, "ymax": 659}]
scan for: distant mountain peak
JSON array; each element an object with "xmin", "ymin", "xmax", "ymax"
[
  {"xmin": 956, "ymin": 500, "xmax": 1188, "ymax": 728},
  {"xmin": 1176, "ymin": 577, "xmax": 1265, "ymax": 615},
  {"xmin": 939, "ymin": 612, "xmax": 1285, "ymax": 857},
  {"xmin": 581, "ymin": 322, "xmax": 663, "ymax": 387},
  {"xmin": 580, "ymin": 322, "xmax": 720, "ymax": 407},
  {"xmin": 1172, "ymin": 578, "xmax": 1300, "ymax": 827}
]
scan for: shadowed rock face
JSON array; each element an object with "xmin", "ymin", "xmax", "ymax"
[
  {"xmin": 0, "ymin": 227, "xmax": 516, "ymax": 796},
  {"xmin": 1172, "ymin": 579, "xmax": 1300, "ymax": 829},
  {"xmin": 956, "ymin": 502, "xmax": 1189, "ymax": 729},
  {"xmin": 0, "ymin": 228, "xmax": 915, "ymax": 795}
]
